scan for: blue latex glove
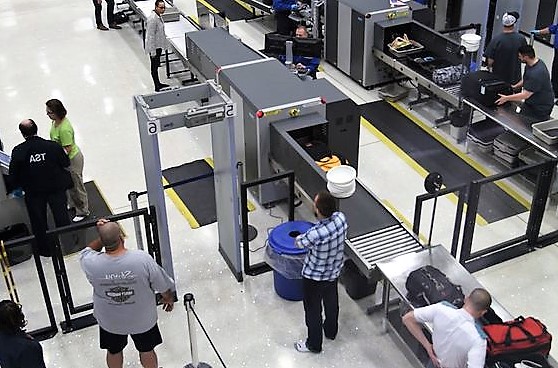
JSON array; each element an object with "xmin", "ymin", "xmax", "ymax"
[
  {"xmin": 290, "ymin": 3, "xmax": 298, "ymax": 10},
  {"xmin": 531, "ymin": 29, "xmax": 541, "ymax": 34}
]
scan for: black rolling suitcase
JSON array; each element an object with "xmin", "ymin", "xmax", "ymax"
[{"xmin": 461, "ymin": 71, "xmax": 513, "ymax": 107}]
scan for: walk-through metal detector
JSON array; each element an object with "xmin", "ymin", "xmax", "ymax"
[{"xmin": 134, "ymin": 81, "xmax": 242, "ymax": 281}]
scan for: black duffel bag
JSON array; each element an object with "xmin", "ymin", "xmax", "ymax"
[{"xmin": 405, "ymin": 265, "xmax": 465, "ymax": 308}]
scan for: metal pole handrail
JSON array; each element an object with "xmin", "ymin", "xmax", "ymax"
[
  {"xmin": 129, "ymin": 172, "xmax": 214, "ymax": 199},
  {"xmin": 3, "ymin": 208, "xmax": 150, "ymax": 248}
]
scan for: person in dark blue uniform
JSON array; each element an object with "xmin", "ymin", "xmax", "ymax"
[
  {"xmin": 278, "ymin": 25, "xmax": 320, "ymax": 78},
  {"xmin": 273, "ymin": 0, "xmax": 299, "ymax": 35},
  {"xmin": 0, "ymin": 300, "xmax": 46, "ymax": 368},
  {"xmin": 9, "ymin": 119, "xmax": 72, "ymax": 257}
]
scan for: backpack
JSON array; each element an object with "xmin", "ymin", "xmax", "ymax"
[{"xmin": 405, "ymin": 265, "xmax": 465, "ymax": 308}]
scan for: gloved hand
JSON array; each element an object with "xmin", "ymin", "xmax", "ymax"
[
  {"xmin": 290, "ymin": 3, "xmax": 298, "ymax": 10},
  {"xmin": 530, "ymin": 29, "xmax": 541, "ymax": 34}
]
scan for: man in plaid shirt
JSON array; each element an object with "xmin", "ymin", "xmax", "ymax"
[{"xmin": 294, "ymin": 190, "xmax": 348, "ymax": 353}]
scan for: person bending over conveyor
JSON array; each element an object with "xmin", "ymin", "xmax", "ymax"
[
  {"xmin": 495, "ymin": 45, "xmax": 554, "ymax": 122},
  {"xmin": 279, "ymin": 25, "xmax": 320, "ymax": 78}
]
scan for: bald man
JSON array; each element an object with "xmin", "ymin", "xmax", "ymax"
[
  {"xmin": 79, "ymin": 219, "xmax": 175, "ymax": 368},
  {"xmin": 403, "ymin": 288, "xmax": 492, "ymax": 368},
  {"xmin": 9, "ymin": 119, "xmax": 72, "ymax": 257}
]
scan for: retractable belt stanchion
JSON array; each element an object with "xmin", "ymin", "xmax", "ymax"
[{"xmin": 184, "ymin": 293, "xmax": 228, "ymax": 368}]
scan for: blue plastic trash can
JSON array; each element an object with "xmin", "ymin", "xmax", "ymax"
[{"xmin": 268, "ymin": 221, "xmax": 312, "ymax": 301}]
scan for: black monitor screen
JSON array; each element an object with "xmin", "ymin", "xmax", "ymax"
[
  {"xmin": 264, "ymin": 33, "xmax": 292, "ymax": 56},
  {"xmin": 293, "ymin": 38, "xmax": 322, "ymax": 58}
]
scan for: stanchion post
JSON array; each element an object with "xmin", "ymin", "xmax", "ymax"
[
  {"xmin": 128, "ymin": 191, "xmax": 145, "ymax": 250},
  {"xmin": 184, "ymin": 293, "xmax": 212, "ymax": 368}
]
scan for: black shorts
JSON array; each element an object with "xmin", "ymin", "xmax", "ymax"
[{"xmin": 99, "ymin": 324, "xmax": 162, "ymax": 354}]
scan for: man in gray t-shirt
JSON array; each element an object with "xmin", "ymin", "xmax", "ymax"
[
  {"xmin": 496, "ymin": 45, "xmax": 554, "ymax": 122},
  {"xmin": 80, "ymin": 219, "xmax": 175, "ymax": 368}
]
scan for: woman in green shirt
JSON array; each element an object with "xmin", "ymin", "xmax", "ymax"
[{"xmin": 46, "ymin": 99, "xmax": 89, "ymax": 222}]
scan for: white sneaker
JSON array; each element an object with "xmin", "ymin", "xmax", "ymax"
[{"xmin": 72, "ymin": 215, "xmax": 87, "ymax": 222}]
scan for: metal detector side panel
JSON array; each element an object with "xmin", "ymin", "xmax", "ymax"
[{"xmin": 211, "ymin": 118, "xmax": 242, "ymax": 281}]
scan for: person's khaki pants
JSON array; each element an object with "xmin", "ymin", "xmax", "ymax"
[{"xmin": 68, "ymin": 150, "xmax": 89, "ymax": 216}]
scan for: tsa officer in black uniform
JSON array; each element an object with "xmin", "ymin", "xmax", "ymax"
[{"xmin": 9, "ymin": 119, "xmax": 72, "ymax": 257}]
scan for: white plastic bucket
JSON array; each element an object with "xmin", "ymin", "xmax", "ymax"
[
  {"xmin": 460, "ymin": 33, "xmax": 481, "ymax": 52},
  {"xmin": 326, "ymin": 165, "xmax": 356, "ymax": 198}
]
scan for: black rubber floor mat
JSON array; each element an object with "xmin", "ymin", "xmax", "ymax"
[
  {"xmin": 60, "ymin": 181, "xmax": 114, "ymax": 256},
  {"xmin": 361, "ymin": 101, "xmax": 528, "ymax": 223},
  {"xmin": 163, "ymin": 159, "xmax": 216, "ymax": 228},
  {"xmin": 199, "ymin": 0, "xmax": 255, "ymax": 21}
]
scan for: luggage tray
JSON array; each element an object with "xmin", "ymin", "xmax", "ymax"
[
  {"xmin": 532, "ymin": 119, "xmax": 558, "ymax": 145},
  {"xmin": 388, "ymin": 40, "xmax": 424, "ymax": 58}
]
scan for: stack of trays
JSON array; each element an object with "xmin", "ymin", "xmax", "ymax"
[
  {"xmin": 467, "ymin": 118, "xmax": 506, "ymax": 153},
  {"xmin": 493, "ymin": 131, "xmax": 530, "ymax": 168},
  {"xmin": 518, "ymin": 147, "xmax": 552, "ymax": 183}
]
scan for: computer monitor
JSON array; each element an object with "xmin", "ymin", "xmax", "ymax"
[
  {"xmin": 293, "ymin": 37, "xmax": 322, "ymax": 58},
  {"xmin": 264, "ymin": 33, "xmax": 292, "ymax": 57}
]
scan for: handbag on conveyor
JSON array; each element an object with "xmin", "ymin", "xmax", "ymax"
[{"xmin": 432, "ymin": 65, "xmax": 467, "ymax": 86}]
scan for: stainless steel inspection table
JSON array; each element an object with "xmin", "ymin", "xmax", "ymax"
[
  {"xmin": 375, "ymin": 245, "xmax": 557, "ymax": 367},
  {"xmin": 376, "ymin": 245, "xmax": 510, "ymax": 323},
  {"xmin": 462, "ymin": 98, "xmax": 558, "ymax": 159}
]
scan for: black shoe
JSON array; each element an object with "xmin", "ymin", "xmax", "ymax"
[
  {"xmin": 97, "ymin": 24, "xmax": 109, "ymax": 31},
  {"xmin": 109, "ymin": 23, "xmax": 122, "ymax": 29},
  {"xmin": 325, "ymin": 335, "xmax": 336, "ymax": 341},
  {"xmin": 155, "ymin": 83, "xmax": 169, "ymax": 92}
]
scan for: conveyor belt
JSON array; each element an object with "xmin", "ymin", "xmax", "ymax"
[
  {"xmin": 270, "ymin": 115, "xmax": 423, "ymax": 277},
  {"xmin": 362, "ymin": 100, "xmax": 528, "ymax": 223},
  {"xmin": 197, "ymin": 0, "xmax": 256, "ymax": 21},
  {"xmin": 374, "ymin": 49, "xmax": 461, "ymax": 108}
]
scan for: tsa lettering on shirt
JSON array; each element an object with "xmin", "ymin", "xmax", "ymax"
[{"xmin": 29, "ymin": 153, "xmax": 46, "ymax": 163}]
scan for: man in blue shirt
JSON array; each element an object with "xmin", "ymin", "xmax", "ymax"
[{"xmin": 294, "ymin": 190, "xmax": 348, "ymax": 353}]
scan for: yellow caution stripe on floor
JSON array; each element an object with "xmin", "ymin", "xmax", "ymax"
[
  {"xmin": 381, "ymin": 199, "xmax": 428, "ymax": 244},
  {"xmin": 389, "ymin": 101, "xmax": 531, "ymax": 211},
  {"xmin": 162, "ymin": 176, "xmax": 201, "ymax": 229},
  {"xmin": 90, "ymin": 180, "xmax": 127, "ymax": 238},
  {"xmin": 234, "ymin": 0, "xmax": 254, "ymax": 13},
  {"xmin": 196, "ymin": 0, "xmax": 231, "ymax": 24},
  {"xmin": 360, "ymin": 115, "xmax": 488, "ymax": 226}
]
